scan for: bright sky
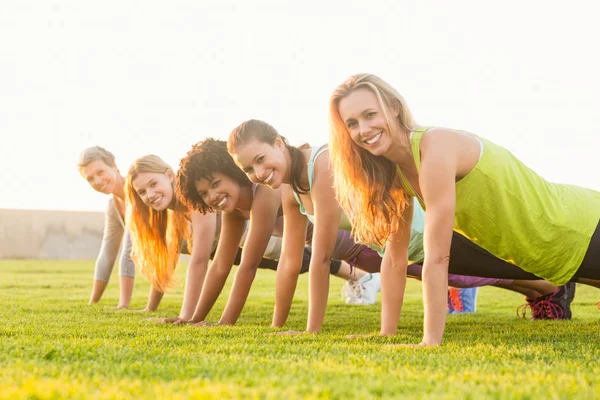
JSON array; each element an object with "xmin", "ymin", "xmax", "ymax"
[{"xmin": 1, "ymin": 0, "xmax": 599, "ymax": 211}]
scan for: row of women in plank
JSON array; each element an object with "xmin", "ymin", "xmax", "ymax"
[{"xmin": 78, "ymin": 73, "xmax": 600, "ymax": 345}]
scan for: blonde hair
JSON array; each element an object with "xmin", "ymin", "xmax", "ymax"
[
  {"xmin": 329, "ymin": 73, "xmax": 418, "ymax": 246},
  {"xmin": 125, "ymin": 155, "xmax": 191, "ymax": 292},
  {"xmin": 77, "ymin": 146, "xmax": 116, "ymax": 175}
]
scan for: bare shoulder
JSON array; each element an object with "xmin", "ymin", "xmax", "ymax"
[
  {"xmin": 421, "ymin": 127, "xmax": 480, "ymax": 154},
  {"xmin": 281, "ymin": 185, "xmax": 300, "ymax": 208}
]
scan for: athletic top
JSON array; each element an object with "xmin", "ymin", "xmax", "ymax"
[
  {"xmin": 94, "ymin": 195, "xmax": 135, "ymax": 281},
  {"xmin": 398, "ymin": 126, "xmax": 600, "ymax": 284},
  {"xmin": 292, "ymin": 145, "xmax": 427, "ymax": 263}
]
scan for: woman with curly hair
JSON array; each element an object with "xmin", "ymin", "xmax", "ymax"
[
  {"xmin": 175, "ymin": 138, "xmax": 380, "ymax": 327},
  {"xmin": 328, "ymin": 73, "xmax": 600, "ymax": 345},
  {"xmin": 228, "ymin": 120, "xmax": 571, "ymax": 335}
]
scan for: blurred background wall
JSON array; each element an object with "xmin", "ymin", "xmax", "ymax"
[{"xmin": 0, "ymin": 209, "xmax": 104, "ymax": 259}]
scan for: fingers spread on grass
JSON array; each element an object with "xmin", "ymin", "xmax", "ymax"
[
  {"xmin": 346, "ymin": 333, "xmax": 376, "ymax": 339},
  {"xmin": 191, "ymin": 321, "xmax": 216, "ymax": 328},
  {"xmin": 271, "ymin": 330, "xmax": 308, "ymax": 336}
]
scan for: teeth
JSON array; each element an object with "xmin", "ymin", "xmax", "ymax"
[
  {"xmin": 365, "ymin": 132, "xmax": 382, "ymax": 145},
  {"xmin": 263, "ymin": 171, "xmax": 274, "ymax": 184},
  {"xmin": 217, "ymin": 197, "xmax": 227, "ymax": 208},
  {"xmin": 151, "ymin": 196, "xmax": 163, "ymax": 205}
]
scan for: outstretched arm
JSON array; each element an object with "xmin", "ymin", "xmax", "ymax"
[
  {"xmin": 219, "ymin": 186, "xmax": 281, "ymax": 325},
  {"xmin": 380, "ymin": 199, "xmax": 413, "ymax": 335},
  {"xmin": 177, "ymin": 211, "xmax": 217, "ymax": 321},
  {"xmin": 306, "ymin": 153, "xmax": 343, "ymax": 333},
  {"xmin": 189, "ymin": 213, "xmax": 245, "ymax": 323},
  {"xmin": 272, "ymin": 187, "xmax": 308, "ymax": 327},
  {"xmin": 418, "ymin": 129, "xmax": 462, "ymax": 345}
]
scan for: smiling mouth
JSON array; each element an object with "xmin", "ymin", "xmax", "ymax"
[
  {"xmin": 150, "ymin": 196, "xmax": 163, "ymax": 205},
  {"xmin": 216, "ymin": 196, "xmax": 227, "ymax": 209},
  {"xmin": 364, "ymin": 132, "xmax": 382, "ymax": 145},
  {"xmin": 261, "ymin": 171, "xmax": 274, "ymax": 185}
]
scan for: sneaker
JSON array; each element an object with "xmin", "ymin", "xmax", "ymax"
[
  {"xmin": 518, "ymin": 283, "xmax": 575, "ymax": 320},
  {"xmin": 342, "ymin": 273, "xmax": 381, "ymax": 305},
  {"xmin": 517, "ymin": 296, "xmax": 547, "ymax": 320},
  {"xmin": 547, "ymin": 282, "xmax": 575, "ymax": 320},
  {"xmin": 447, "ymin": 287, "xmax": 478, "ymax": 314}
]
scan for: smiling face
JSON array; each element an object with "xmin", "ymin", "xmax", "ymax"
[
  {"xmin": 231, "ymin": 138, "xmax": 288, "ymax": 189},
  {"xmin": 338, "ymin": 88, "xmax": 397, "ymax": 156},
  {"xmin": 193, "ymin": 172, "xmax": 242, "ymax": 214},
  {"xmin": 131, "ymin": 170, "xmax": 174, "ymax": 211},
  {"xmin": 81, "ymin": 160, "xmax": 120, "ymax": 195}
]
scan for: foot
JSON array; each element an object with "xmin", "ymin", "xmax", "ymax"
[{"xmin": 342, "ymin": 273, "xmax": 381, "ymax": 305}]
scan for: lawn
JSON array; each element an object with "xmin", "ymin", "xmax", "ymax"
[{"xmin": 1, "ymin": 260, "xmax": 599, "ymax": 399}]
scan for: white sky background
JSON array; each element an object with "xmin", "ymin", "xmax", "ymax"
[{"xmin": 1, "ymin": 0, "xmax": 599, "ymax": 211}]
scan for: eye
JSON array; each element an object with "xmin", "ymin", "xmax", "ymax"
[
  {"xmin": 138, "ymin": 190, "xmax": 146, "ymax": 197},
  {"xmin": 366, "ymin": 111, "xmax": 376, "ymax": 118},
  {"xmin": 212, "ymin": 180, "xmax": 220, "ymax": 188},
  {"xmin": 347, "ymin": 120, "xmax": 357, "ymax": 129},
  {"xmin": 257, "ymin": 156, "xmax": 264, "ymax": 163},
  {"xmin": 150, "ymin": 181, "xmax": 157, "ymax": 188},
  {"xmin": 243, "ymin": 167, "xmax": 254, "ymax": 174},
  {"xmin": 98, "ymin": 170, "xmax": 104, "ymax": 176}
]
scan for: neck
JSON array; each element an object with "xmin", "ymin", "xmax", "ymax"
[
  {"xmin": 382, "ymin": 128, "xmax": 414, "ymax": 169},
  {"xmin": 112, "ymin": 175, "xmax": 126, "ymax": 200},
  {"xmin": 236, "ymin": 185, "xmax": 254, "ymax": 212}
]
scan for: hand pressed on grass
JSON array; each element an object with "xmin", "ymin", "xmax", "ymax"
[{"xmin": 271, "ymin": 330, "xmax": 311, "ymax": 336}]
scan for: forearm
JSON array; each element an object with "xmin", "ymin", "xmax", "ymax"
[
  {"xmin": 219, "ymin": 266, "xmax": 257, "ymax": 325},
  {"xmin": 145, "ymin": 286, "xmax": 164, "ymax": 311},
  {"xmin": 421, "ymin": 261, "xmax": 449, "ymax": 345},
  {"xmin": 380, "ymin": 262, "xmax": 407, "ymax": 336},
  {"xmin": 178, "ymin": 261, "xmax": 208, "ymax": 320},
  {"xmin": 306, "ymin": 259, "xmax": 330, "ymax": 332},
  {"xmin": 89, "ymin": 280, "xmax": 108, "ymax": 304},
  {"xmin": 272, "ymin": 264, "xmax": 300, "ymax": 327},
  {"xmin": 190, "ymin": 267, "xmax": 229, "ymax": 323}
]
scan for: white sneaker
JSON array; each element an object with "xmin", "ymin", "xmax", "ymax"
[{"xmin": 342, "ymin": 273, "xmax": 381, "ymax": 305}]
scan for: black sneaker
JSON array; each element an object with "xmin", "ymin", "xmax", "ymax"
[{"xmin": 547, "ymin": 283, "xmax": 576, "ymax": 320}]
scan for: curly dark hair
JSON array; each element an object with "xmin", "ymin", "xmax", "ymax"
[{"xmin": 177, "ymin": 138, "xmax": 252, "ymax": 214}]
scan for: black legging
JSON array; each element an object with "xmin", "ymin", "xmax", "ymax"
[{"xmin": 447, "ymin": 221, "xmax": 600, "ymax": 281}]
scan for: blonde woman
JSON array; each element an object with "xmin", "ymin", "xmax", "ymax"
[{"xmin": 329, "ymin": 73, "xmax": 600, "ymax": 345}]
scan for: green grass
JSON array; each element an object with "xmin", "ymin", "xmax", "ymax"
[{"xmin": 1, "ymin": 260, "xmax": 599, "ymax": 399}]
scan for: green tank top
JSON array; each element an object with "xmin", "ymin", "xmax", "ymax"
[
  {"xmin": 399, "ymin": 127, "xmax": 600, "ymax": 284},
  {"xmin": 293, "ymin": 145, "xmax": 427, "ymax": 263}
]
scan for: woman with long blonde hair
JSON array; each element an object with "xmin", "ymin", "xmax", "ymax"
[{"xmin": 329, "ymin": 73, "xmax": 600, "ymax": 345}]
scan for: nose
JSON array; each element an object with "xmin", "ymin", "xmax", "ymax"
[
  {"xmin": 146, "ymin": 188, "xmax": 156, "ymax": 199},
  {"xmin": 358, "ymin": 119, "xmax": 371, "ymax": 135},
  {"xmin": 208, "ymin": 189, "xmax": 219, "ymax": 204},
  {"xmin": 255, "ymin": 165, "xmax": 267, "ymax": 180},
  {"xmin": 94, "ymin": 177, "xmax": 103, "ymax": 187}
]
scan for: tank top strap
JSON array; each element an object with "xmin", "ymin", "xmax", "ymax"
[
  {"xmin": 409, "ymin": 127, "xmax": 429, "ymax": 173},
  {"xmin": 307, "ymin": 144, "xmax": 328, "ymax": 191},
  {"xmin": 291, "ymin": 144, "xmax": 327, "ymax": 217}
]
